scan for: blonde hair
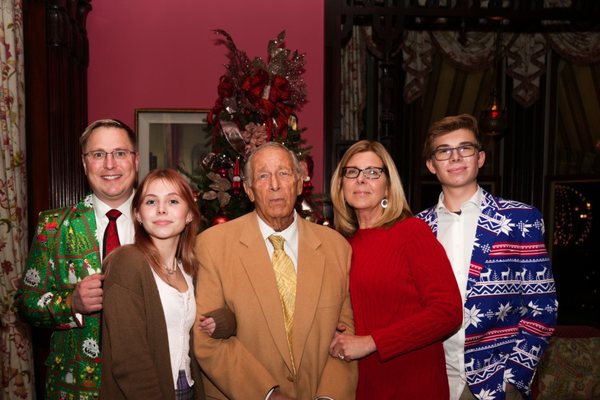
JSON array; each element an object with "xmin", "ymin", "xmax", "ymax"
[
  {"xmin": 80, "ymin": 119, "xmax": 136, "ymax": 152},
  {"xmin": 330, "ymin": 140, "xmax": 411, "ymax": 237}
]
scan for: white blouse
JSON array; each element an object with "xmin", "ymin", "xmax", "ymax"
[{"xmin": 152, "ymin": 265, "xmax": 196, "ymax": 389}]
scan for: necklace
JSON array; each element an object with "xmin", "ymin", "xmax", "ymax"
[{"xmin": 164, "ymin": 258, "xmax": 178, "ymax": 275}]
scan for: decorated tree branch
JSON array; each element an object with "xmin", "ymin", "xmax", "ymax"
[{"xmin": 183, "ymin": 30, "xmax": 323, "ymax": 227}]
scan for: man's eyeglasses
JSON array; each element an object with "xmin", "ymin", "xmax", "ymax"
[
  {"xmin": 84, "ymin": 149, "xmax": 137, "ymax": 161},
  {"xmin": 432, "ymin": 144, "xmax": 479, "ymax": 161},
  {"xmin": 342, "ymin": 166, "xmax": 386, "ymax": 180}
]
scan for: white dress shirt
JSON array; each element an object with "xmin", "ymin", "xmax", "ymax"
[
  {"xmin": 435, "ymin": 187, "xmax": 482, "ymax": 400},
  {"xmin": 93, "ymin": 193, "xmax": 135, "ymax": 261},
  {"xmin": 256, "ymin": 211, "xmax": 299, "ymax": 271}
]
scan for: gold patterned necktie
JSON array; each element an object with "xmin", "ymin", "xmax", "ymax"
[{"xmin": 268, "ymin": 234, "xmax": 297, "ymax": 371}]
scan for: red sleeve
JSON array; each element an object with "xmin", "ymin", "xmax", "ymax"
[{"xmin": 371, "ymin": 218, "xmax": 463, "ymax": 362}]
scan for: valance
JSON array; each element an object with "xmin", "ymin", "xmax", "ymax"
[{"xmin": 402, "ymin": 30, "xmax": 600, "ymax": 106}]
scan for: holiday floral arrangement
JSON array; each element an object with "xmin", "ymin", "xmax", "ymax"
[{"xmin": 185, "ymin": 30, "xmax": 318, "ymax": 227}]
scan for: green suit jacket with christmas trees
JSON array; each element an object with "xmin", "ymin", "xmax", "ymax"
[{"xmin": 17, "ymin": 193, "xmax": 106, "ymax": 399}]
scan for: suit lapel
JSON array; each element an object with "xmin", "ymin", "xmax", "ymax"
[
  {"xmin": 57, "ymin": 195, "xmax": 103, "ymax": 275},
  {"xmin": 238, "ymin": 213, "xmax": 296, "ymax": 373},
  {"xmin": 292, "ymin": 219, "xmax": 324, "ymax": 369},
  {"xmin": 466, "ymin": 190, "xmax": 500, "ymax": 293}
]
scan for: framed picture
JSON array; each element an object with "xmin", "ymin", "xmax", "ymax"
[{"xmin": 135, "ymin": 109, "xmax": 211, "ymax": 180}]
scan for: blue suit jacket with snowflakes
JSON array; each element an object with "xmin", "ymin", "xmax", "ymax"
[{"xmin": 417, "ymin": 189, "xmax": 557, "ymax": 400}]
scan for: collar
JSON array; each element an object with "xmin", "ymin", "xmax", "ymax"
[
  {"xmin": 256, "ymin": 210, "xmax": 299, "ymax": 244},
  {"xmin": 92, "ymin": 192, "xmax": 135, "ymax": 220},
  {"xmin": 435, "ymin": 186, "xmax": 483, "ymax": 214}
]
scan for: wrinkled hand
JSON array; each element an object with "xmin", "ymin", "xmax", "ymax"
[
  {"xmin": 198, "ymin": 315, "xmax": 216, "ymax": 336},
  {"xmin": 72, "ymin": 274, "xmax": 104, "ymax": 314},
  {"xmin": 329, "ymin": 333, "xmax": 376, "ymax": 362}
]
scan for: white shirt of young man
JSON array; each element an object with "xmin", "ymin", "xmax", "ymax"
[{"xmin": 435, "ymin": 186, "xmax": 483, "ymax": 400}]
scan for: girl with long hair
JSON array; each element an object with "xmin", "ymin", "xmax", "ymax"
[{"xmin": 101, "ymin": 169, "xmax": 234, "ymax": 400}]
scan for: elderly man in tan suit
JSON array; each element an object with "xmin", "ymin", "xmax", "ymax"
[{"xmin": 194, "ymin": 142, "xmax": 357, "ymax": 400}]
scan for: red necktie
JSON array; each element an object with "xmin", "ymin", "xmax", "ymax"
[{"xmin": 103, "ymin": 209, "xmax": 122, "ymax": 259}]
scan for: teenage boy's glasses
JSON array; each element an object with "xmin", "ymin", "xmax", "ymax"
[{"xmin": 432, "ymin": 144, "xmax": 479, "ymax": 161}]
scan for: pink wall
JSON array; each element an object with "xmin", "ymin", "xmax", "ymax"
[{"xmin": 87, "ymin": 0, "xmax": 325, "ymax": 190}]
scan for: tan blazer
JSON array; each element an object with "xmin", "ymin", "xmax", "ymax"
[{"xmin": 194, "ymin": 212, "xmax": 357, "ymax": 400}]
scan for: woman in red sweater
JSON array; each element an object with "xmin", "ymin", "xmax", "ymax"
[{"xmin": 329, "ymin": 140, "xmax": 462, "ymax": 399}]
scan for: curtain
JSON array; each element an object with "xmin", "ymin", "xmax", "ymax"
[
  {"xmin": 343, "ymin": 27, "xmax": 600, "ymax": 108},
  {"xmin": 0, "ymin": 1, "xmax": 35, "ymax": 399},
  {"xmin": 340, "ymin": 26, "xmax": 367, "ymax": 141}
]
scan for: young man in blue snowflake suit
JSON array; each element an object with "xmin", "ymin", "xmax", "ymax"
[{"xmin": 417, "ymin": 114, "xmax": 557, "ymax": 400}]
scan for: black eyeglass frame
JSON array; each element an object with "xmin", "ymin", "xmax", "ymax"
[{"xmin": 431, "ymin": 143, "xmax": 480, "ymax": 161}]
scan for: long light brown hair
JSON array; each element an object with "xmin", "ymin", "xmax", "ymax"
[{"xmin": 132, "ymin": 169, "xmax": 201, "ymax": 276}]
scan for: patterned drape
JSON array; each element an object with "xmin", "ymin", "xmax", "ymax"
[
  {"xmin": 405, "ymin": 30, "xmax": 600, "ymax": 107},
  {"xmin": 343, "ymin": 28, "xmax": 600, "ymax": 109},
  {"xmin": 0, "ymin": 1, "xmax": 35, "ymax": 399}
]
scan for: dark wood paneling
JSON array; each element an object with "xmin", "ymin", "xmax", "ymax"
[{"xmin": 24, "ymin": 1, "xmax": 92, "ymax": 397}]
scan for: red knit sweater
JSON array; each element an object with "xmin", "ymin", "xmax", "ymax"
[{"xmin": 348, "ymin": 217, "xmax": 462, "ymax": 399}]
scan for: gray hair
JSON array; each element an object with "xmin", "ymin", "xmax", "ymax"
[{"xmin": 243, "ymin": 142, "xmax": 301, "ymax": 187}]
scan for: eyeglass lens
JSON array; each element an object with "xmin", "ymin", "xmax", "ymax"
[
  {"xmin": 434, "ymin": 144, "xmax": 477, "ymax": 160},
  {"xmin": 343, "ymin": 167, "xmax": 384, "ymax": 179}
]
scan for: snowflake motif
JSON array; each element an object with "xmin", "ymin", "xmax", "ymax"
[
  {"xmin": 63, "ymin": 219, "xmax": 70, "ymax": 227},
  {"xmin": 37, "ymin": 292, "xmax": 54, "ymax": 308},
  {"xmin": 496, "ymin": 302, "xmax": 513, "ymax": 321},
  {"xmin": 481, "ymin": 243, "xmax": 491, "ymax": 254},
  {"xmin": 24, "ymin": 268, "xmax": 41, "ymax": 287},
  {"xmin": 82, "ymin": 337, "xmax": 100, "ymax": 359},
  {"xmin": 503, "ymin": 368, "xmax": 515, "ymax": 382},
  {"xmin": 544, "ymin": 304, "xmax": 555, "ymax": 314},
  {"xmin": 473, "ymin": 235, "xmax": 481, "ymax": 249},
  {"xmin": 465, "ymin": 304, "xmax": 484, "ymax": 328},
  {"xmin": 528, "ymin": 301, "xmax": 543, "ymax": 317},
  {"xmin": 517, "ymin": 220, "xmax": 535, "ymax": 237},
  {"xmin": 533, "ymin": 219, "xmax": 543, "ymax": 231},
  {"xmin": 83, "ymin": 194, "xmax": 93, "ymax": 208},
  {"xmin": 519, "ymin": 305, "xmax": 528, "ymax": 316},
  {"xmin": 485, "ymin": 309, "xmax": 496, "ymax": 320},
  {"xmin": 497, "ymin": 215, "xmax": 514, "ymax": 236},
  {"xmin": 476, "ymin": 388, "xmax": 498, "ymax": 400}
]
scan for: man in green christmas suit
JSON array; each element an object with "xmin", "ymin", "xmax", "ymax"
[{"xmin": 17, "ymin": 119, "xmax": 139, "ymax": 399}]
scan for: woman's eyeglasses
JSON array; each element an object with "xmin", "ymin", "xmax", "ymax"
[{"xmin": 342, "ymin": 167, "xmax": 386, "ymax": 180}]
